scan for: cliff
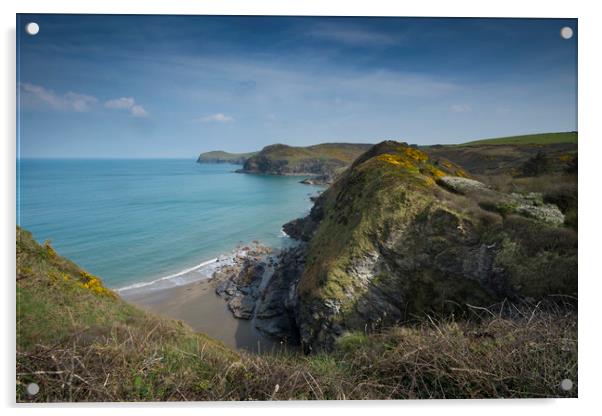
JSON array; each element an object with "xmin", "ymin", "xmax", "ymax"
[
  {"xmin": 237, "ymin": 143, "xmax": 373, "ymax": 180},
  {"xmin": 257, "ymin": 141, "xmax": 577, "ymax": 351},
  {"xmin": 196, "ymin": 150, "xmax": 256, "ymax": 164}
]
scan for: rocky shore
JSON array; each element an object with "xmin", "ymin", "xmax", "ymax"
[
  {"xmin": 211, "ymin": 243, "xmax": 274, "ymax": 319},
  {"xmin": 299, "ymin": 174, "xmax": 333, "ymax": 186},
  {"xmin": 209, "ymin": 241, "xmax": 305, "ymax": 345}
]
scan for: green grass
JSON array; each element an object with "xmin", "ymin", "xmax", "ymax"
[
  {"xmin": 16, "ymin": 226, "xmax": 577, "ymax": 401},
  {"xmin": 17, "ymin": 227, "xmax": 238, "ymax": 401},
  {"xmin": 462, "ymin": 131, "xmax": 577, "ymax": 146}
]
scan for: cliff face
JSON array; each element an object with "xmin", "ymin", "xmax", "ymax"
[
  {"xmin": 196, "ymin": 150, "xmax": 256, "ymax": 164},
  {"xmin": 260, "ymin": 141, "xmax": 577, "ymax": 351},
  {"xmin": 238, "ymin": 143, "xmax": 373, "ymax": 179}
]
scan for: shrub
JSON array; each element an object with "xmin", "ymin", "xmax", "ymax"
[{"xmin": 521, "ymin": 151, "xmax": 550, "ymax": 177}]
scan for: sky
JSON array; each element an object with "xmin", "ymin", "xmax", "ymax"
[{"xmin": 17, "ymin": 14, "xmax": 577, "ymax": 158}]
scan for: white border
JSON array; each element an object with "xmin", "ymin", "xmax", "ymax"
[{"xmin": 2, "ymin": 0, "xmax": 601, "ymax": 415}]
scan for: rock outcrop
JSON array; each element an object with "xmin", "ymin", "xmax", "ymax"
[
  {"xmin": 212, "ymin": 244, "xmax": 272, "ymax": 319},
  {"xmin": 263, "ymin": 141, "xmax": 577, "ymax": 351},
  {"xmin": 299, "ymin": 174, "xmax": 332, "ymax": 186},
  {"xmin": 253, "ymin": 245, "xmax": 306, "ymax": 343},
  {"xmin": 437, "ymin": 176, "xmax": 565, "ymax": 226},
  {"xmin": 211, "ymin": 141, "xmax": 576, "ymax": 353}
]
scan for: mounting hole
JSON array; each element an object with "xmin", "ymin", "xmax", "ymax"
[
  {"xmin": 26, "ymin": 382, "xmax": 40, "ymax": 396},
  {"xmin": 560, "ymin": 26, "xmax": 573, "ymax": 40},
  {"xmin": 560, "ymin": 378, "xmax": 573, "ymax": 391},
  {"xmin": 25, "ymin": 22, "xmax": 39, "ymax": 36}
]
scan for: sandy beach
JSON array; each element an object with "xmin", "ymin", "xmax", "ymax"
[{"xmin": 122, "ymin": 278, "xmax": 279, "ymax": 354}]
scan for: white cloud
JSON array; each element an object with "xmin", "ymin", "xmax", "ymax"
[
  {"xmin": 20, "ymin": 84, "xmax": 149, "ymax": 118},
  {"xmin": 20, "ymin": 83, "xmax": 97, "ymax": 112},
  {"xmin": 308, "ymin": 23, "xmax": 398, "ymax": 46},
  {"xmin": 450, "ymin": 104, "xmax": 472, "ymax": 113},
  {"xmin": 198, "ymin": 113, "xmax": 234, "ymax": 123},
  {"xmin": 104, "ymin": 97, "xmax": 135, "ymax": 109},
  {"xmin": 104, "ymin": 96, "xmax": 149, "ymax": 117},
  {"xmin": 130, "ymin": 105, "xmax": 149, "ymax": 118}
]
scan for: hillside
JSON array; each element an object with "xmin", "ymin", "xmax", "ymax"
[
  {"xmin": 462, "ymin": 131, "xmax": 577, "ymax": 146},
  {"xmin": 196, "ymin": 150, "xmax": 256, "ymax": 164},
  {"xmin": 258, "ymin": 141, "xmax": 577, "ymax": 352},
  {"xmin": 425, "ymin": 133, "xmax": 577, "ymax": 176},
  {"xmin": 17, "ymin": 222, "xmax": 577, "ymax": 401},
  {"xmin": 237, "ymin": 143, "xmax": 373, "ymax": 181},
  {"xmin": 198, "ymin": 132, "xmax": 577, "ymax": 179},
  {"xmin": 16, "ymin": 227, "xmax": 239, "ymax": 401}
]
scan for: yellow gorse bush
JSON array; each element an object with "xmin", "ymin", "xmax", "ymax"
[
  {"xmin": 401, "ymin": 146, "xmax": 428, "ymax": 162},
  {"xmin": 78, "ymin": 271, "xmax": 116, "ymax": 298},
  {"xmin": 377, "ymin": 154, "xmax": 418, "ymax": 171}
]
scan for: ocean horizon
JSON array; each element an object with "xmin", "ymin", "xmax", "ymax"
[{"xmin": 17, "ymin": 158, "xmax": 320, "ymax": 291}]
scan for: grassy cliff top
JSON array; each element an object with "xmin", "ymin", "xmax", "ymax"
[
  {"xmin": 253, "ymin": 142, "xmax": 372, "ymax": 162},
  {"xmin": 197, "ymin": 150, "xmax": 257, "ymax": 163},
  {"xmin": 461, "ymin": 131, "xmax": 577, "ymax": 146},
  {"xmin": 240, "ymin": 142, "xmax": 374, "ymax": 176}
]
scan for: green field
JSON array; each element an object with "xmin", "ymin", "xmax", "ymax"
[{"xmin": 462, "ymin": 131, "xmax": 577, "ymax": 146}]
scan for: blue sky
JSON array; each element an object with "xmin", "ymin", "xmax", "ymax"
[{"xmin": 17, "ymin": 15, "xmax": 577, "ymax": 158}]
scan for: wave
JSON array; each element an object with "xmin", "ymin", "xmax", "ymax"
[
  {"xmin": 115, "ymin": 249, "xmax": 247, "ymax": 293},
  {"xmin": 116, "ymin": 257, "xmax": 218, "ymax": 293},
  {"xmin": 115, "ymin": 238, "xmax": 275, "ymax": 295}
]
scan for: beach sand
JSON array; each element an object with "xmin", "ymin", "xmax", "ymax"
[{"xmin": 122, "ymin": 279, "xmax": 279, "ymax": 354}]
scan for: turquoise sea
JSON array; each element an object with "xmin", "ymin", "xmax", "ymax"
[{"xmin": 17, "ymin": 159, "xmax": 319, "ymax": 291}]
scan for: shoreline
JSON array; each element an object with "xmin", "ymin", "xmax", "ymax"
[
  {"xmin": 115, "ymin": 256, "xmax": 222, "ymax": 293},
  {"xmin": 114, "ymin": 239, "xmax": 290, "ymax": 295},
  {"xmin": 122, "ymin": 274, "xmax": 282, "ymax": 354},
  {"xmin": 120, "ymin": 241, "xmax": 295, "ymax": 354}
]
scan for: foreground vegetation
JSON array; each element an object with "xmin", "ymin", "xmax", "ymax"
[{"xmin": 17, "ymin": 227, "xmax": 576, "ymax": 401}]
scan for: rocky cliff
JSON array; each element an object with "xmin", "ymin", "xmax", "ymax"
[
  {"xmin": 257, "ymin": 141, "xmax": 577, "ymax": 351},
  {"xmin": 237, "ymin": 143, "xmax": 372, "ymax": 182},
  {"xmin": 196, "ymin": 150, "xmax": 256, "ymax": 164}
]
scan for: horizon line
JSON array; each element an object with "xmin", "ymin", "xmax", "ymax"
[{"xmin": 16, "ymin": 130, "xmax": 577, "ymax": 160}]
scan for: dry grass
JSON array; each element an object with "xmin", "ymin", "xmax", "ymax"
[
  {"xmin": 17, "ymin": 296, "xmax": 577, "ymax": 401},
  {"xmin": 17, "ymin": 227, "xmax": 577, "ymax": 401}
]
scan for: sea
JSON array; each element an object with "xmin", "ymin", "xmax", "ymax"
[{"xmin": 17, "ymin": 159, "xmax": 320, "ymax": 293}]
